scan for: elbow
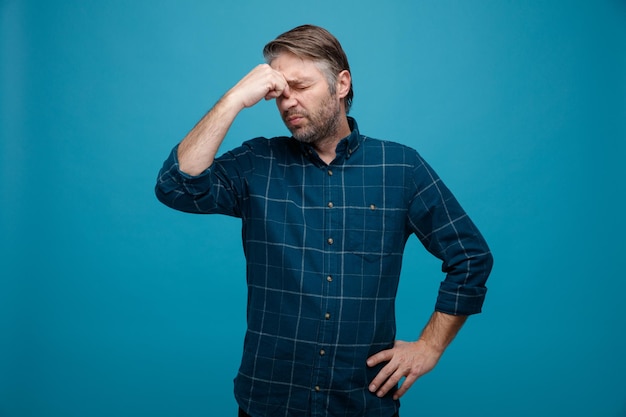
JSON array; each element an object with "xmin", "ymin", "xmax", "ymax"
[
  {"xmin": 468, "ymin": 250, "xmax": 494, "ymax": 287},
  {"xmin": 482, "ymin": 250, "xmax": 494, "ymax": 278},
  {"xmin": 154, "ymin": 183, "xmax": 176, "ymax": 209}
]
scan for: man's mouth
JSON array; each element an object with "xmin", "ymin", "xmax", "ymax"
[{"xmin": 286, "ymin": 115, "xmax": 305, "ymax": 127}]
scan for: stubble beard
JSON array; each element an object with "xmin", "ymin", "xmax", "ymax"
[{"xmin": 284, "ymin": 94, "xmax": 342, "ymax": 146}]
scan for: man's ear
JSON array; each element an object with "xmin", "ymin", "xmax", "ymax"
[{"xmin": 336, "ymin": 70, "xmax": 351, "ymax": 99}]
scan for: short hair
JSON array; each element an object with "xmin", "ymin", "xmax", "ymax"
[{"xmin": 263, "ymin": 24, "xmax": 354, "ymax": 113}]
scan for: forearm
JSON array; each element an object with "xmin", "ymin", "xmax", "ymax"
[
  {"xmin": 418, "ymin": 311, "xmax": 467, "ymax": 353},
  {"xmin": 177, "ymin": 64, "xmax": 290, "ymax": 176},
  {"xmin": 177, "ymin": 93, "xmax": 244, "ymax": 176}
]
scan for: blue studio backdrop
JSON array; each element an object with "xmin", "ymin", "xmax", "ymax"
[{"xmin": 1, "ymin": 1, "xmax": 625, "ymax": 416}]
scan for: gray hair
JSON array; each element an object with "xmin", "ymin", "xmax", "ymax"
[{"xmin": 263, "ymin": 25, "xmax": 354, "ymax": 113}]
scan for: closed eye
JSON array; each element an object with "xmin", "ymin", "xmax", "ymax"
[{"xmin": 289, "ymin": 83, "xmax": 311, "ymax": 91}]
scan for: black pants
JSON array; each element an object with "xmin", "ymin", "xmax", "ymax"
[{"xmin": 239, "ymin": 409, "xmax": 399, "ymax": 417}]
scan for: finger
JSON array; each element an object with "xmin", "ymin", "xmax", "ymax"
[
  {"xmin": 374, "ymin": 368, "xmax": 404, "ymax": 398},
  {"xmin": 264, "ymin": 87, "xmax": 282, "ymax": 101},
  {"xmin": 366, "ymin": 348, "xmax": 393, "ymax": 367},
  {"xmin": 368, "ymin": 361, "xmax": 397, "ymax": 394},
  {"xmin": 265, "ymin": 90, "xmax": 280, "ymax": 100},
  {"xmin": 392, "ymin": 373, "xmax": 419, "ymax": 400},
  {"xmin": 265, "ymin": 82, "xmax": 289, "ymax": 101}
]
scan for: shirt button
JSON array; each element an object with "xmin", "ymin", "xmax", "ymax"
[
  {"xmin": 327, "ymin": 170, "xmax": 333, "ymax": 176},
  {"xmin": 325, "ymin": 312, "xmax": 331, "ymax": 320},
  {"xmin": 320, "ymin": 349, "xmax": 326, "ymax": 356},
  {"xmin": 315, "ymin": 385, "xmax": 321, "ymax": 392},
  {"xmin": 370, "ymin": 204, "xmax": 376, "ymax": 210},
  {"xmin": 327, "ymin": 238, "xmax": 334, "ymax": 245},
  {"xmin": 327, "ymin": 202, "xmax": 334, "ymax": 208},
  {"xmin": 326, "ymin": 275, "xmax": 333, "ymax": 282}
]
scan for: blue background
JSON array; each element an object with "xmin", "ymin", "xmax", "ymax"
[{"xmin": 2, "ymin": 1, "xmax": 625, "ymax": 416}]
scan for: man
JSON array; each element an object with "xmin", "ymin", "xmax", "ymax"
[{"xmin": 156, "ymin": 24, "xmax": 493, "ymax": 417}]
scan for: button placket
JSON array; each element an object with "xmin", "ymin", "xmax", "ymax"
[{"xmin": 313, "ymin": 164, "xmax": 340, "ymax": 406}]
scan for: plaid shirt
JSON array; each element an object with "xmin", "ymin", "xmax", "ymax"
[{"xmin": 155, "ymin": 118, "xmax": 493, "ymax": 417}]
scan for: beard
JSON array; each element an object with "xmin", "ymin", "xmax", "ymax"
[{"xmin": 282, "ymin": 93, "xmax": 342, "ymax": 145}]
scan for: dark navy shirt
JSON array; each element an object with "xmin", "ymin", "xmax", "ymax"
[{"xmin": 155, "ymin": 118, "xmax": 493, "ymax": 417}]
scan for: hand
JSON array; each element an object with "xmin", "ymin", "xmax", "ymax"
[
  {"xmin": 175, "ymin": 64, "xmax": 291, "ymax": 176},
  {"xmin": 226, "ymin": 64, "xmax": 290, "ymax": 109},
  {"xmin": 366, "ymin": 339, "xmax": 442, "ymax": 400}
]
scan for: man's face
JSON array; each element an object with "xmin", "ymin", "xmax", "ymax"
[{"xmin": 271, "ymin": 53, "xmax": 343, "ymax": 145}]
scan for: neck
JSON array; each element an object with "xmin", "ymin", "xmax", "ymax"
[{"xmin": 312, "ymin": 116, "xmax": 351, "ymax": 164}]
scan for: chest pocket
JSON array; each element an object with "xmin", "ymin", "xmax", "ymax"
[{"xmin": 344, "ymin": 195, "xmax": 407, "ymax": 263}]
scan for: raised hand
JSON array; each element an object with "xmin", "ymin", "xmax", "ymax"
[
  {"xmin": 225, "ymin": 64, "xmax": 291, "ymax": 110},
  {"xmin": 176, "ymin": 64, "xmax": 289, "ymax": 175}
]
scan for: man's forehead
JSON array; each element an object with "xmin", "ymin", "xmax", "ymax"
[{"xmin": 270, "ymin": 53, "xmax": 323, "ymax": 79}]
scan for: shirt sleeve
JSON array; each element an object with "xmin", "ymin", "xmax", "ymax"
[
  {"xmin": 154, "ymin": 144, "xmax": 246, "ymax": 217},
  {"xmin": 407, "ymin": 153, "xmax": 493, "ymax": 315}
]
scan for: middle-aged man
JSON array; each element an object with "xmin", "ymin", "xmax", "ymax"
[{"xmin": 156, "ymin": 24, "xmax": 493, "ymax": 417}]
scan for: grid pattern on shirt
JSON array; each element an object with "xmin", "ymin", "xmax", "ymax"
[{"xmin": 155, "ymin": 118, "xmax": 493, "ymax": 417}]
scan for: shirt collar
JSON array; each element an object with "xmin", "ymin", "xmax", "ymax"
[{"xmin": 297, "ymin": 116, "xmax": 362, "ymax": 164}]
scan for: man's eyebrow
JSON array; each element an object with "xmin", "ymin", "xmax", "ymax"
[{"xmin": 286, "ymin": 77, "xmax": 315, "ymax": 86}]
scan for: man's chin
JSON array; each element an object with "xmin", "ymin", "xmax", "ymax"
[
  {"xmin": 293, "ymin": 132, "xmax": 318, "ymax": 144},
  {"xmin": 290, "ymin": 127, "xmax": 312, "ymax": 142}
]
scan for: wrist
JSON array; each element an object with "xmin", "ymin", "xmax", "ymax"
[
  {"xmin": 418, "ymin": 311, "xmax": 467, "ymax": 354},
  {"xmin": 220, "ymin": 89, "xmax": 247, "ymax": 114},
  {"xmin": 416, "ymin": 337, "xmax": 446, "ymax": 355}
]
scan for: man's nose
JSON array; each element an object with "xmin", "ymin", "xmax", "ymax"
[{"xmin": 278, "ymin": 89, "xmax": 297, "ymax": 110}]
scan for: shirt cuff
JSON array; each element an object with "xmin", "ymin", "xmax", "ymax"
[
  {"xmin": 435, "ymin": 281, "xmax": 487, "ymax": 315},
  {"xmin": 169, "ymin": 145, "xmax": 216, "ymax": 196}
]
